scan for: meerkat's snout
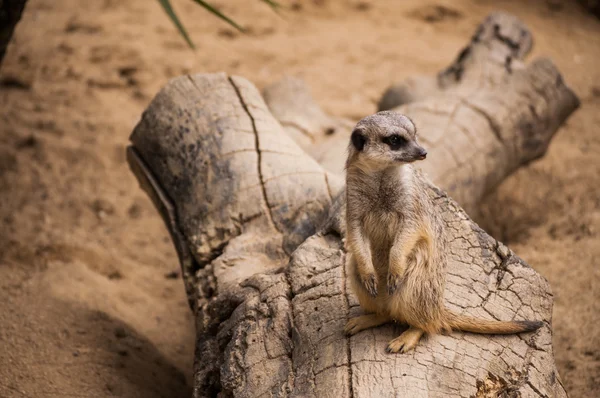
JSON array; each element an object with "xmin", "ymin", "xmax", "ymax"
[
  {"xmin": 398, "ymin": 142, "xmax": 428, "ymax": 163},
  {"xmin": 416, "ymin": 147, "xmax": 427, "ymax": 160}
]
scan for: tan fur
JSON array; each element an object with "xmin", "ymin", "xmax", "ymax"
[{"xmin": 344, "ymin": 111, "xmax": 543, "ymax": 353}]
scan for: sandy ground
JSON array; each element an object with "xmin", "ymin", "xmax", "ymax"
[{"xmin": 0, "ymin": 0, "xmax": 598, "ymax": 397}]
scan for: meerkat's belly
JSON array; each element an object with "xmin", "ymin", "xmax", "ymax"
[
  {"xmin": 363, "ymin": 210, "xmax": 401, "ymax": 243},
  {"xmin": 363, "ymin": 209, "xmax": 401, "ymax": 279},
  {"xmin": 361, "ymin": 209, "xmax": 430, "ymax": 320}
]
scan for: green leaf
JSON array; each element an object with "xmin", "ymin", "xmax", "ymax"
[
  {"xmin": 191, "ymin": 0, "xmax": 245, "ymax": 32},
  {"xmin": 157, "ymin": 0, "xmax": 195, "ymax": 49},
  {"xmin": 259, "ymin": 0, "xmax": 281, "ymax": 11},
  {"xmin": 157, "ymin": 0, "xmax": 282, "ymax": 49}
]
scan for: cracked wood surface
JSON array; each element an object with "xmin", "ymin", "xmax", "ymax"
[{"xmin": 262, "ymin": 12, "xmax": 579, "ymax": 215}]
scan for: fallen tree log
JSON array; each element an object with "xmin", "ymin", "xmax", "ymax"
[
  {"xmin": 127, "ymin": 12, "xmax": 578, "ymax": 398},
  {"xmin": 377, "ymin": 12, "xmax": 535, "ymax": 112},
  {"xmin": 263, "ymin": 12, "xmax": 579, "ymax": 215}
]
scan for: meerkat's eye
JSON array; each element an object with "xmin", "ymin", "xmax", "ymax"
[{"xmin": 383, "ymin": 135, "xmax": 408, "ymax": 150}]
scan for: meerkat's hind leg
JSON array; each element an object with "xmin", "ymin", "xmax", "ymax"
[
  {"xmin": 345, "ymin": 314, "xmax": 390, "ymax": 336},
  {"xmin": 386, "ymin": 326, "xmax": 424, "ymax": 353}
]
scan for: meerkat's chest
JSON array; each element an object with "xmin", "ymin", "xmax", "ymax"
[
  {"xmin": 362, "ymin": 208, "xmax": 403, "ymax": 246},
  {"xmin": 358, "ymin": 183, "xmax": 409, "ymax": 243}
]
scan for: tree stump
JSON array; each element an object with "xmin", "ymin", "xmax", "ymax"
[{"xmin": 127, "ymin": 13, "xmax": 578, "ymax": 398}]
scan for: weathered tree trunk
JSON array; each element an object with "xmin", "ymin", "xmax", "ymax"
[
  {"xmin": 0, "ymin": 0, "xmax": 28, "ymax": 67},
  {"xmin": 127, "ymin": 13, "xmax": 578, "ymax": 398},
  {"xmin": 264, "ymin": 12, "xmax": 579, "ymax": 216}
]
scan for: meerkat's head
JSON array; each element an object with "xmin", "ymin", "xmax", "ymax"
[{"xmin": 347, "ymin": 111, "xmax": 427, "ymax": 170}]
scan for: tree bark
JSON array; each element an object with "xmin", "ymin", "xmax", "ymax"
[
  {"xmin": 127, "ymin": 12, "xmax": 579, "ymax": 398},
  {"xmin": 0, "ymin": 0, "xmax": 28, "ymax": 67}
]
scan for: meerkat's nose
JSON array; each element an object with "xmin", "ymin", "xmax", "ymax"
[{"xmin": 418, "ymin": 148, "xmax": 427, "ymax": 160}]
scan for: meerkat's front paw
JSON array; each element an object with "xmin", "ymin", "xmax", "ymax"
[
  {"xmin": 386, "ymin": 270, "xmax": 405, "ymax": 295},
  {"xmin": 360, "ymin": 273, "xmax": 378, "ymax": 297}
]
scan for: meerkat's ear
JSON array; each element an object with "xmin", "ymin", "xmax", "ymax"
[{"xmin": 351, "ymin": 129, "xmax": 367, "ymax": 151}]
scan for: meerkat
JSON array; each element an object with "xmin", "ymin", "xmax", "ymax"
[{"xmin": 343, "ymin": 111, "xmax": 543, "ymax": 353}]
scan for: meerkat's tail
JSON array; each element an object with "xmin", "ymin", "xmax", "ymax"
[{"xmin": 446, "ymin": 311, "xmax": 543, "ymax": 335}]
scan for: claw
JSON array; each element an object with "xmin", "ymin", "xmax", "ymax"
[
  {"xmin": 361, "ymin": 273, "xmax": 378, "ymax": 297},
  {"xmin": 386, "ymin": 343, "xmax": 405, "ymax": 353},
  {"xmin": 344, "ymin": 320, "xmax": 359, "ymax": 336},
  {"xmin": 387, "ymin": 272, "xmax": 403, "ymax": 295}
]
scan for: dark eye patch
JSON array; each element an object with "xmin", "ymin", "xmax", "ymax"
[
  {"xmin": 382, "ymin": 134, "xmax": 407, "ymax": 150},
  {"xmin": 351, "ymin": 129, "xmax": 367, "ymax": 151}
]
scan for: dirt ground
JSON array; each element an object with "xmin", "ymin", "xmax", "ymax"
[{"xmin": 0, "ymin": 0, "xmax": 598, "ymax": 397}]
